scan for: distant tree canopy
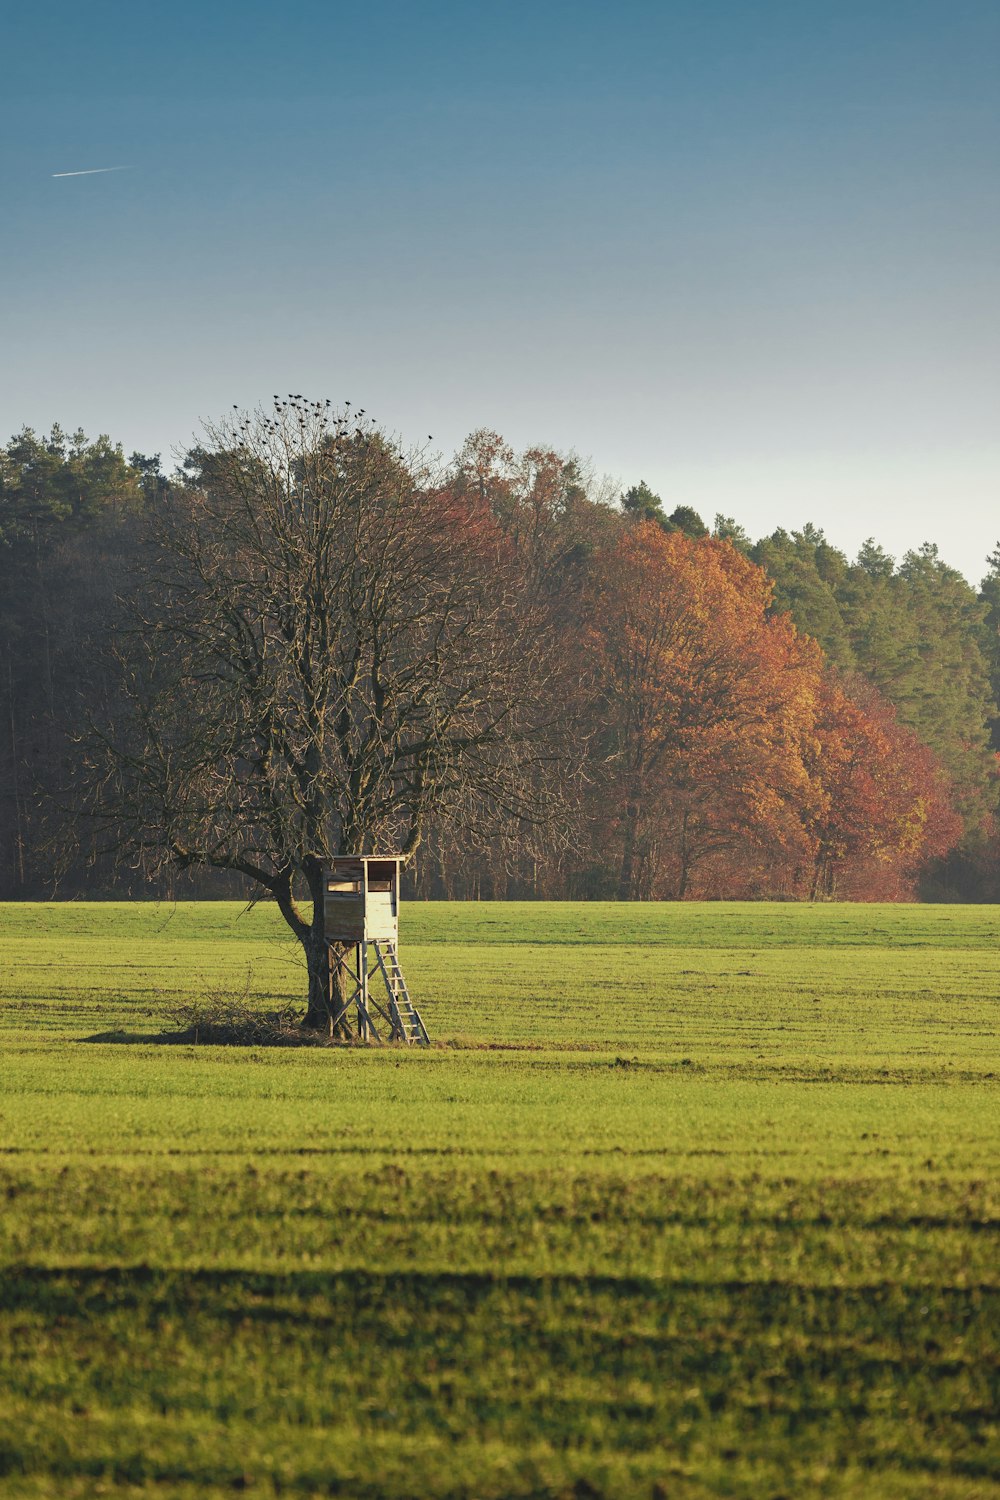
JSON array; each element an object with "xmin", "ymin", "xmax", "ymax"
[
  {"xmin": 0, "ymin": 424, "xmax": 141, "ymax": 542},
  {"xmin": 2, "ymin": 409, "xmax": 999, "ymax": 916},
  {"xmin": 0, "ymin": 427, "xmax": 148, "ymax": 895}
]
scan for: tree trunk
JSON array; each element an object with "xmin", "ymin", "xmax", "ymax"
[
  {"xmin": 618, "ymin": 793, "xmax": 640, "ymax": 900},
  {"xmin": 810, "ymin": 855, "xmax": 836, "ymax": 902},
  {"xmin": 302, "ymin": 934, "xmax": 353, "ymax": 1037},
  {"xmin": 810, "ymin": 856, "xmax": 824, "ymax": 902},
  {"xmin": 6, "ymin": 650, "xmax": 25, "ymax": 893},
  {"xmin": 676, "ymin": 811, "xmax": 691, "ymax": 899}
]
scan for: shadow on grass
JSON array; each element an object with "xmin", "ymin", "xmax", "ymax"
[
  {"xmin": 80, "ymin": 1002, "xmax": 335, "ymax": 1048},
  {"xmin": 78, "ymin": 1023, "xmax": 548, "ymax": 1051},
  {"xmin": 79, "ymin": 1003, "xmax": 549, "ymax": 1051},
  {"xmin": 81, "ymin": 1026, "xmax": 334, "ymax": 1047}
]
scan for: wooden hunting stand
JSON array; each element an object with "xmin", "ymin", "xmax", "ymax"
[{"xmin": 323, "ymin": 856, "xmax": 429, "ymax": 1044}]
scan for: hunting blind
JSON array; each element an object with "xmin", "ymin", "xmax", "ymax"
[{"xmin": 323, "ymin": 856, "xmax": 428, "ymax": 1044}]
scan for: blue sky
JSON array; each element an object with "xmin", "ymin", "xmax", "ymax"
[{"xmin": 3, "ymin": 0, "xmax": 999, "ymax": 582}]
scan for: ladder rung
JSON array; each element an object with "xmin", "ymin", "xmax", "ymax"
[{"xmin": 372, "ymin": 940, "xmax": 427, "ymax": 1044}]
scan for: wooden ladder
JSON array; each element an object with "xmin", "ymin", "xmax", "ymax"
[{"xmin": 372, "ymin": 940, "xmax": 430, "ymax": 1046}]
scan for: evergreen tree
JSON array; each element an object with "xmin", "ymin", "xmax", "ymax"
[
  {"xmin": 666, "ymin": 504, "xmax": 708, "ymax": 539},
  {"xmin": 0, "ymin": 427, "xmax": 143, "ymax": 896},
  {"xmin": 885, "ymin": 544, "xmax": 995, "ymax": 831},
  {"xmin": 713, "ymin": 514, "xmax": 752, "ymax": 553},
  {"xmin": 620, "ymin": 486, "xmax": 707, "ymax": 539},
  {"xmin": 751, "ymin": 527, "xmax": 855, "ymax": 668},
  {"xmin": 621, "ymin": 481, "xmax": 668, "ymax": 527},
  {"xmin": 977, "ymin": 543, "xmax": 1000, "ymax": 750}
]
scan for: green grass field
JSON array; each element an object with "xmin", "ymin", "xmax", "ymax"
[{"xmin": 1, "ymin": 900, "xmax": 998, "ymax": 1498}]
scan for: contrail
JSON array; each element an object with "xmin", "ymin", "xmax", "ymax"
[{"xmin": 52, "ymin": 165, "xmax": 130, "ymax": 178}]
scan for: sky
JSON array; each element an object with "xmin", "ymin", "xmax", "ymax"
[{"xmin": 2, "ymin": 0, "xmax": 999, "ymax": 583}]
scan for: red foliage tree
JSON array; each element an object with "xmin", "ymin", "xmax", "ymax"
[
  {"xmin": 590, "ymin": 525, "xmax": 823, "ymax": 898},
  {"xmin": 806, "ymin": 674, "xmax": 961, "ymax": 899}
]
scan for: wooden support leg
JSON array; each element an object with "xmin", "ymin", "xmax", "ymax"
[
  {"xmin": 323, "ymin": 940, "xmax": 388, "ymax": 1044},
  {"xmin": 328, "ymin": 944, "xmax": 362, "ymax": 1034},
  {"xmin": 358, "ymin": 942, "xmax": 367, "ymax": 1040}
]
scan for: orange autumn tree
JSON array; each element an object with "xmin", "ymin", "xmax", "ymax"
[
  {"xmin": 806, "ymin": 673, "xmax": 961, "ymax": 899},
  {"xmin": 591, "ymin": 524, "xmax": 823, "ymax": 899}
]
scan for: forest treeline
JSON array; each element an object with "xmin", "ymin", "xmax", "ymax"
[{"xmin": 2, "ymin": 420, "xmax": 1000, "ymax": 902}]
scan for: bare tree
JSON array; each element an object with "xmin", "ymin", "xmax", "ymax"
[{"xmin": 85, "ymin": 400, "xmax": 564, "ymax": 1031}]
